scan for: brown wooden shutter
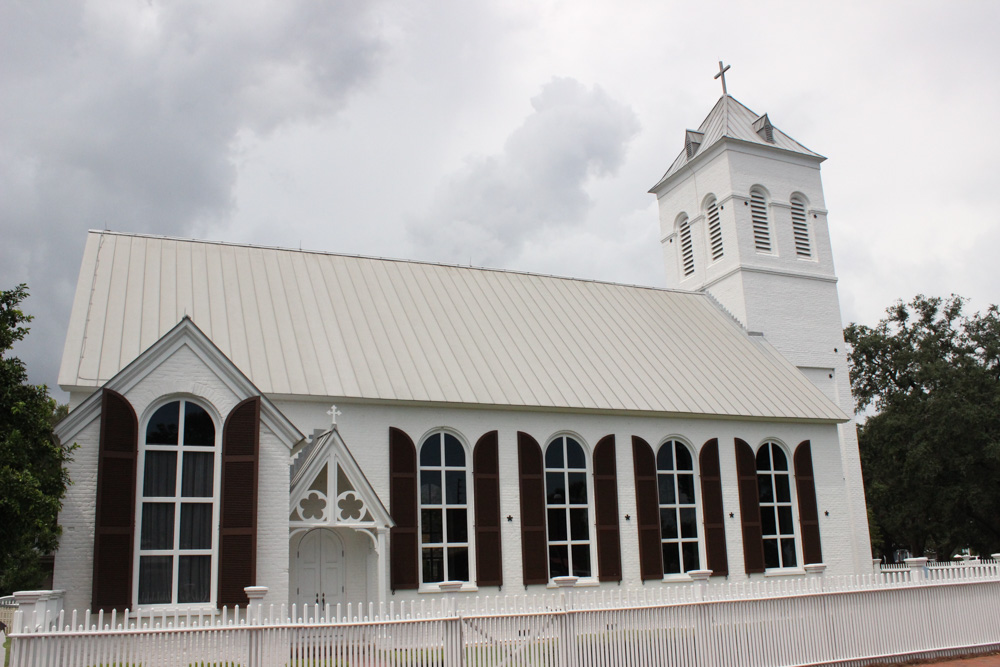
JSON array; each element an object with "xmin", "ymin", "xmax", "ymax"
[
  {"xmin": 592, "ymin": 435, "xmax": 622, "ymax": 582},
  {"xmin": 698, "ymin": 439, "xmax": 728, "ymax": 576},
  {"xmin": 794, "ymin": 440, "xmax": 823, "ymax": 565},
  {"xmin": 92, "ymin": 389, "xmax": 138, "ymax": 612},
  {"xmin": 517, "ymin": 432, "xmax": 548, "ymax": 585},
  {"xmin": 631, "ymin": 436, "xmax": 662, "ymax": 581},
  {"xmin": 218, "ymin": 396, "xmax": 260, "ymax": 607},
  {"xmin": 735, "ymin": 438, "xmax": 765, "ymax": 574},
  {"xmin": 473, "ymin": 431, "xmax": 502, "ymax": 587},
  {"xmin": 389, "ymin": 427, "xmax": 419, "ymax": 591}
]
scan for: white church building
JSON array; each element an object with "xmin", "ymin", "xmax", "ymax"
[{"xmin": 52, "ymin": 90, "xmax": 871, "ymax": 616}]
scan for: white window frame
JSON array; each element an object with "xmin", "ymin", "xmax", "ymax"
[
  {"xmin": 790, "ymin": 194, "xmax": 814, "ymax": 259},
  {"xmin": 416, "ymin": 429, "xmax": 476, "ymax": 591},
  {"xmin": 756, "ymin": 439, "xmax": 802, "ymax": 572},
  {"xmin": 133, "ymin": 396, "xmax": 222, "ymax": 610},
  {"xmin": 543, "ymin": 433, "xmax": 598, "ymax": 584},
  {"xmin": 655, "ymin": 438, "xmax": 705, "ymax": 579}
]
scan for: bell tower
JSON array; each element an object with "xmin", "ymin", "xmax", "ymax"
[{"xmin": 649, "ymin": 64, "xmax": 871, "ymax": 570}]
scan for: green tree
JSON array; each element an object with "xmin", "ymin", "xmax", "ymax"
[
  {"xmin": 0, "ymin": 284, "xmax": 72, "ymax": 593},
  {"xmin": 845, "ymin": 295, "xmax": 1000, "ymax": 561}
]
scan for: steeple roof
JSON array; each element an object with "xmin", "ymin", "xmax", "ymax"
[{"xmin": 650, "ymin": 95, "xmax": 824, "ymax": 193}]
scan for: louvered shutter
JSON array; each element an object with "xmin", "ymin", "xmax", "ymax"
[
  {"xmin": 517, "ymin": 432, "xmax": 548, "ymax": 585},
  {"xmin": 794, "ymin": 441, "xmax": 823, "ymax": 565},
  {"xmin": 218, "ymin": 397, "xmax": 260, "ymax": 607},
  {"xmin": 791, "ymin": 197, "xmax": 812, "ymax": 257},
  {"xmin": 698, "ymin": 439, "xmax": 728, "ymax": 576},
  {"xmin": 93, "ymin": 389, "xmax": 138, "ymax": 611},
  {"xmin": 592, "ymin": 435, "xmax": 622, "ymax": 582},
  {"xmin": 735, "ymin": 438, "xmax": 766, "ymax": 574},
  {"xmin": 631, "ymin": 436, "xmax": 662, "ymax": 580},
  {"xmin": 473, "ymin": 431, "xmax": 502, "ymax": 587},
  {"xmin": 389, "ymin": 427, "xmax": 419, "ymax": 591}
]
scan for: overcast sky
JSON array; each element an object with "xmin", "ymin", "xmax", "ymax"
[{"xmin": 3, "ymin": 1, "xmax": 999, "ymax": 395}]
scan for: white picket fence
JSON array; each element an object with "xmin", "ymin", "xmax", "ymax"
[{"xmin": 9, "ymin": 561, "xmax": 1000, "ymax": 667}]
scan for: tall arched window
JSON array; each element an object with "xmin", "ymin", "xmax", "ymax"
[
  {"xmin": 706, "ymin": 197, "xmax": 724, "ymax": 261},
  {"xmin": 749, "ymin": 188, "xmax": 772, "ymax": 253},
  {"xmin": 137, "ymin": 399, "xmax": 218, "ymax": 605},
  {"xmin": 419, "ymin": 431, "xmax": 470, "ymax": 583},
  {"xmin": 678, "ymin": 217, "xmax": 695, "ymax": 277},
  {"xmin": 790, "ymin": 195, "xmax": 812, "ymax": 258},
  {"xmin": 756, "ymin": 441, "xmax": 797, "ymax": 569},
  {"xmin": 657, "ymin": 440, "xmax": 700, "ymax": 574},
  {"xmin": 545, "ymin": 435, "xmax": 592, "ymax": 578}
]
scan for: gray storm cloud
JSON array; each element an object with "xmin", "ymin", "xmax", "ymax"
[
  {"xmin": 408, "ymin": 77, "xmax": 641, "ymax": 267},
  {"xmin": 0, "ymin": 0, "xmax": 387, "ymax": 390}
]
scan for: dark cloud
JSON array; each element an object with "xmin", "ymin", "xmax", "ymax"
[
  {"xmin": 407, "ymin": 77, "xmax": 640, "ymax": 267},
  {"xmin": 0, "ymin": 0, "xmax": 387, "ymax": 391}
]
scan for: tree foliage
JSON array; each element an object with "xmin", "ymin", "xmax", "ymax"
[
  {"xmin": 845, "ymin": 295, "xmax": 1000, "ymax": 561},
  {"xmin": 0, "ymin": 284, "xmax": 72, "ymax": 593}
]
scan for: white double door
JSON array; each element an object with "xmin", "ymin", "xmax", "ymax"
[{"xmin": 295, "ymin": 529, "xmax": 345, "ymax": 609}]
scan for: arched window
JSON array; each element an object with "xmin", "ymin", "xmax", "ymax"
[
  {"xmin": 657, "ymin": 440, "xmax": 700, "ymax": 574},
  {"xmin": 678, "ymin": 217, "xmax": 695, "ymax": 277},
  {"xmin": 790, "ymin": 195, "xmax": 812, "ymax": 258},
  {"xmin": 545, "ymin": 435, "xmax": 591, "ymax": 578},
  {"xmin": 749, "ymin": 188, "xmax": 772, "ymax": 253},
  {"xmin": 419, "ymin": 431, "xmax": 470, "ymax": 583},
  {"xmin": 137, "ymin": 399, "xmax": 218, "ymax": 605},
  {"xmin": 756, "ymin": 441, "xmax": 797, "ymax": 569},
  {"xmin": 706, "ymin": 197, "xmax": 723, "ymax": 261}
]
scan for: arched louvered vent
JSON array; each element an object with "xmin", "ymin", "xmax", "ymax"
[
  {"xmin": 791, "ymin": 197, "xmax": 812, "ymax": 257},
  {"xmin": 707, "ymin": 199, "xmax": 723, "ymax": 261},
  {"xmin": 679, "ymin": 219, "xmax": 694, "ymax": 277},
  {"xmin": 750, "ymin": 190, "xmax": 772, "ymax": 253}
]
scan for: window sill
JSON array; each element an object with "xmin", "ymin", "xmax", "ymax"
[
  {"xmin": 132, "ymin": 602, "xmax": 220, "ymax": 615},
  {"xmin": 763, "ymin": 567, "xmax": 806, "ymax": 577},
  {"xmin": 418, "ymin": 582, "xmax": 478, "ymax": 594},
  {"xmin": 545, "ymin": 577, "xmax": 599, "ymax": 589},
  {"xmin": 661, "ymin": 573, "xmax": 694, "ymax": 583}
]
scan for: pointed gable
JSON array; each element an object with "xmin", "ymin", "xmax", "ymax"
[{"xmin": 650, "ymin": 96, "xmax": 825, "ymax": 193}]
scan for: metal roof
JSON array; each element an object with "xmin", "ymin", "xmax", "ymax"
[
  {"xmin": 59, "ymin": 231, "xmax": 846, "ymax": 421},
  {"xmin": 650, "ymin": 95, "xmax": 825, "ymax": 192}
]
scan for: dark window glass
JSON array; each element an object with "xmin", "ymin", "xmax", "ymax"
[
  {"xmin": 444, "ymin": 434, "xmax": 464, "ymax": 466},
  {"xmin": 421, "ymin": 509, "xmax": 443, "ymax": 543},
  {"xmin": 420, "ymin": 470, "xmax": 441, "ymax": 505},
  {"xmin": 448, "ymin": 548, "xmax": 469, "ymax": 581},
  {"xmin": 763, "ymin": 539, "xmax": 780, "ymax": 569},
  {"xmin": 565, "ymin": 439, "xmax": 585, "ymax": 469},
  {"xmin": 547, "ymin": 508, "xmax": 567, "ymax": 541},
  {"xmin": 138, "ymin": 556, "xmax": 173, "ymax": 604},
  {"xmin": 761, "ymin": 507, "xmax": 777, "ymax": 535},
  {"xmin": 181, "ymin": 452, "xmax": 214, "ymax": 497},
  {"xmin": 420, "ymin": 435, "xmax": 441, "ymax": 466},
  {"xmin": 446, "ymin": 508, "xmax": 467, "ymax": 543},
  {"xmin": 180, "ymin": 503, "xmax": 212, "ymax": 549},
  {"xmin": 144, "ymin": 451, "xmax": 177, "ymax": 497},
  {"xmin": 549, "ymin": 545, "xmax": 569, "ymax": 577},
  {"xmin": 658, "ymin": 474, "xmax": 675, "ymax": 504},
  {"xmin": 677, "ymin": 474, "xmax": 695, "ymax": 504},
  {"xmin": 567, "ymin": 473, "xmax": 587, "ymax": 504},
  {"xmin": 756, "ymin": 444, "xmax": 770, "ymax": 471},
  {"xmin": 546, "ymin": 472, "xmax": 566, "ymax": 504},
  {"xmin": 775, "ymin": 475, "xmax": 791, "ymax": 503},
  {"xmin": 146, "ymin": 403, "xmax": 180, "ymax": 445},
  {"xmin": 545, "ymin": 442, "xmax": 563, "ymax": 469},
  {"xmin": 680, "ymin": 508, "xmax": 698, "ymax": 538},
  {"xmin": 662, "ymin": 543, "xmax": 681, "ymax": 574},
  {"xmin": 571, "ymin": 544, "xmax": 591, "ymax": 577},
  {"xmin": 682, "ymin": 542, "xmax": 700, "ymax": 572},
  {"xmin": 140, "ymin": 503, "xmax": 174, "ymax": 550},
  {"xmin": 445, "ymin": 470, "xmax": 465, "ymax": 504},
  {"xmin": 675, "ymin": 445, "xmax": 692, "ymax": 470},
  {"xmin": 778, "ymin": 506, "xmax": 794, "ymax": 534},
  {"xmin": 183, "ymin": 403, "xmax": 215, "ymax": 447},
  {"xmin": 772, "ymin": 447, "xmax": 788, "ymax": 471},
  {"xmin": 657, "ymin": 444, "xmax": 674, "ymax": 470},
  {"xmin": 570, "ymin": 508, "xmax": 589, "ymax": 541},
  {"xmin": 781, "ymin": 539, "xmax": 797, "ymax": 567},
  {"xmin": 422, "ymin": 548, "xmax": 443, "ymax": 583},
  {"xmin": 178, "ymin": 555, "xmax": 211, "ymax": 603},
  {"xmin": 758, "ymin": 475, "xmax": 774, "ymax": 503},
  {"xmin": 660, "ymin": 508, "xmax": 678, "ymax": 539}
]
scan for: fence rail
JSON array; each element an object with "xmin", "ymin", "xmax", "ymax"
[{"xmin": 10, "ymin": 562, "xmax": 1000, "ymax": 667}]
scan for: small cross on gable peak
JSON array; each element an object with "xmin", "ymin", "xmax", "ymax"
[{"xmin": 327, "ymin": 405, "xmax": 342, "ymax": 428}]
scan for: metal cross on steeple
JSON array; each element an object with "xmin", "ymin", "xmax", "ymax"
[
  {"xmin": 714, "ymin": 60, "xmax": 731, "ymax": 95},
  {"xmin": 327, "ymin": 404, "xmax": 342, "ymax": 427}
]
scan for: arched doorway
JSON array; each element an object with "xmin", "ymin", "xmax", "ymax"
[{"xmin": 294, "ymin": 529, "xmax": 345, "ymax": 609}]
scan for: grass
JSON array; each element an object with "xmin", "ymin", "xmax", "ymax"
[{"xmin": 4, "ymin": 635, "xmax": 10, "ymax": 667}]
